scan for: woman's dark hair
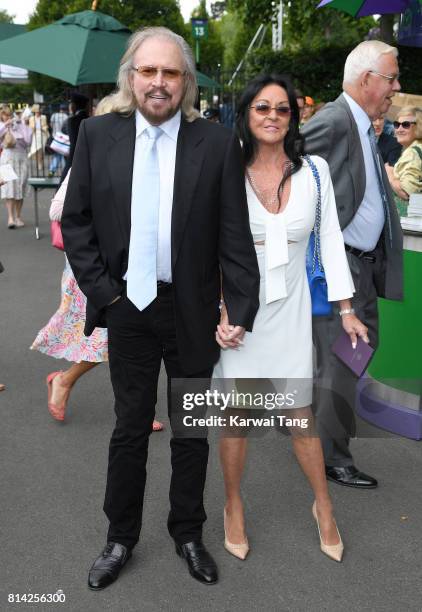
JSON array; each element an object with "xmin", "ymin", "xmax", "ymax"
[{"xmin": 236, "ymin": 74, "xmax": 305, "ymax": 205}]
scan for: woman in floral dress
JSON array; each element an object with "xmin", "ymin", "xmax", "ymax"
[{"xmin": 31, "ymin": 96, "xmax": 163, "ymax": 430}]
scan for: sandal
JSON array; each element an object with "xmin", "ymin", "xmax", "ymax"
[
  {"xmin": 46, "ymin": 371, "xmax": 67, "ymax": 421},
  {"xmin": 152, "ymin": 420, "xmax": 164, "ymax": 432}
]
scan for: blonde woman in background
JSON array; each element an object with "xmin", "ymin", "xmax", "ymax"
[
  {"xmin": 31, "ymin": 94, "xmax": 164, "ymax": 431},
  {"xmin": 0, "ymin": 106, "xmax": 32, "ymax": 228},
  {"xmin": 28, "ymin": 104, "xmax": 49, "ymax": 173},
  {"xmin": 386, "ymin": 106, "xmax": 422, "ymax": 216}
]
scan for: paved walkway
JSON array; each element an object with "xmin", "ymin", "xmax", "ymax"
[{"xmin": 1, "ymin": 189, "xmax": 421, "ymax": 612}]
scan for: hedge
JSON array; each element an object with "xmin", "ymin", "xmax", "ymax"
[{"xmin": 247, "ymin": 44, "xmax": 422, "ymax": 102}]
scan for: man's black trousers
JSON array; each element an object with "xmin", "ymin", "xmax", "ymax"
[{"xmin": 103, "ymin": 284, "xmax": 212, "ymax": 549}]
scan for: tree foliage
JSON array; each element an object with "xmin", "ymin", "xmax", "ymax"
[
  {"xmin": 209, "ymin": 0, "xmax": 376, "ymax": 84},
  {"xmin": 189, "ymin": 0, "xmax": 224, "ymax": 72},
  {"xmin": 0, "ymin": 83, "xmax": 33, "ymax": 105},
  {"xmin": 210, "ymin": 1, "xmax": 227, "ymax": 20},
  {"xmin": 29, "ymin": 0, "xmax": 185, "ymax": 34},
  {"xmin": 216, "ymin": 0, "xmax": 273, "ymax": 73},
  {"xmin": 26, "ymin": 0, "xmax": 186, "ymax": 99},
  {"xmin": 228, "ymin": 0, "xmax": 277, "ymax": 28},
  {"xmin": 247, "ymin": 43, "xmax": 422, "ymax": 101},
  {"xmin": 0, "ymin": 9, "xmax": 14, "ymax": 23},
  {"xmin": 284, "ymin": 0, "xmax": 376, "ymax": 49}
]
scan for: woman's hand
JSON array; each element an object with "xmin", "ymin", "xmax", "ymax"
[
  {"xmin": 385, "ymin": 164, "xmax": 409, "ymax": 200},
  {"xmin": 391, "ymin": 178, "xmax": 409, "ymax": 200},
  {"xmin": 341, "ymin": 313, "xmax": 369, "ymax": 349},
  {"xmin": 216, "ymin": 302, "xmax": 245, "ymax": 349}
]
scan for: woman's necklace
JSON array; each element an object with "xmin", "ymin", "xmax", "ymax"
[{"xmin": 247, "ymin": 159, "xmax": 293, "ymax": 213}]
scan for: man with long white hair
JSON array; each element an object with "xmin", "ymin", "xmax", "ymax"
[
  {"xmin": 62, "ymin": 27, "xmax": 259, "ymax": 590},
  {"xmin": 302, "ymin": 40, "xmax": 403, "ymax": 489}
]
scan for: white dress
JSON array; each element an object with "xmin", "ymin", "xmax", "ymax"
[{"xmin": 212, "ymin": 155, "xmax": 355, "ymax": 409}]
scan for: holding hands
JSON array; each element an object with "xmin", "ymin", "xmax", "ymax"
[{"xmin": 216, "ymin": 303, "xmax": 245, "ymax": 349}]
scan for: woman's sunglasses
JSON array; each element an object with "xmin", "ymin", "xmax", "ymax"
[
  {"xmin": 250, "ymin": 103, "xmax": 291, "ymax": 116},
  {"xmin": 393, "ymin": 120, "xmax": 416, "ymax": 129}
]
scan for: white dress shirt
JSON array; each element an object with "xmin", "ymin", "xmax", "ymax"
[
  {"xmin": 125, "ymin": 109, "xmax": 180, "ymax": 283},
  {"xmin": 342, "ymin": 92, "xmax": 385, "ymax": 252}
]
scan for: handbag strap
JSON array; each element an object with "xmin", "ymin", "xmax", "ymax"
[
  {"xmin": 412, "ymin": 145, "xmax": 422, "ymax": 163},
  {"xmin": 304, "ymin": 154, "xmax": 323, "ymax": 273}
]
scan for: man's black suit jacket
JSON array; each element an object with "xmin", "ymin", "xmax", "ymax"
[
  {"xmin": 67, "ymin": 109, "xmax": 89, "ymax": 165},
  {"xmin": 62, "ymin": 112, "xmax": 260, "ymax": 374},
  {"xmin": 61, "ymin": 109, "xmax": 89, "ymax": 183}
]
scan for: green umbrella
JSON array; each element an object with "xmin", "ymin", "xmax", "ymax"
[
  {"xmin": 0, "ymin": 9, "xmax": 220, "ymax": 89},
  {"xmin": 0, "ymin": 23, "xmax": 26, "ymax": 42},
  {"xmin": 0, "ymin": 10, "xmax": 130, "ymax": 85},
  {"xmin": 196, "ymin": 71, "xmax": 220, "ymax": 89},
  {"xmin": 0, "ymin": 22, "xmax": 27, "ymax": 81}
]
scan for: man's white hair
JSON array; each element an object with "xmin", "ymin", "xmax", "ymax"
[
  {"xmin": 112, "ymin": 26, "xmax": 199, "ymax": 122},
  {"xmin": 343, "ymin": 40, "xmax": 398, "ymax": 87}
]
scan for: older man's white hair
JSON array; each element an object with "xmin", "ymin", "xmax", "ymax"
[{"xmin": 343, "ymin": 40, "xmax": 398, "ymax": 87}]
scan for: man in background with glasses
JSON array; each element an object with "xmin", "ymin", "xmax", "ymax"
[
  {"xmin": 62, "ymin": 26, "xmax": 259, "ymax": 591},
  {"xmin": 302, "ymin": 40, "xmax": 403, "ymax": 490}
]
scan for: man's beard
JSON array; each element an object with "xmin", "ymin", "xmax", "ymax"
[
  {"xmin": 139, "ymin": 104, "xmax": 179, "ymax": 125},
  {"xmin": 137, "ymin": 90, "xmax": 181, "ymax": 125}
]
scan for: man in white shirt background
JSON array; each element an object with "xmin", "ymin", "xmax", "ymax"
[
  {"xmin": 48, "ymin": 103, "xmax": 68, "ymax": 176},
  {"xmin": 302, "ymin": 41, "xmax": 403, "ymax": 489}
]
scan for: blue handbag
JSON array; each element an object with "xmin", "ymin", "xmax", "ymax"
[{"xmin": 305, "ymin": 155, "xmax": 332, "ymax": 316}]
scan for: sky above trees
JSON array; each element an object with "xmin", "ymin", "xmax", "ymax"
[{"xmin": 0, "ymin": 0, "xmax": 202, "ymax": 23}]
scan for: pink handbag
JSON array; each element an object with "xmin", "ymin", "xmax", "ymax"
[{"xmin": 50, "ymin": 220, "xmax": 64, "ymax": 251}]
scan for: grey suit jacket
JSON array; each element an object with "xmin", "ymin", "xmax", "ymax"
[{"xmin": 302, "ymin": 93, "xmax": 403, "ymax": 301}]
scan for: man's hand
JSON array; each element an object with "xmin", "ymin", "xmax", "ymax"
[{"xmin": 216, "ymin": 303, "xmax": 245, "ymax": 349}]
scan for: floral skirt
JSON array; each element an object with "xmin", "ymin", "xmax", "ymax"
[{"xmin": 31, "ymin": 258, "xmax": 108, "ymax": 363}]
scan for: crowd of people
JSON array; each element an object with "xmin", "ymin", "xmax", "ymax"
[
  {"xmin": 203, "ymin": 78, "xmax": 422, "ymax": 220},
  {"xmin": 2, "ymin": 24, "xmax": 422, "ymax": 593},
  {"xmin": 0, "ymin": 93, "xmax": 90, "ymax": 228}
]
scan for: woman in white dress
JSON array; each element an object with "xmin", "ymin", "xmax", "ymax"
[
  {"xmin": 0, "ymin": 106, "xmax": 32, "ymax": 228},
  {"xmin": 214, "ymin": 74, "xmax": 369, "ymax": 563},
  {"xmin": 28, "ymin": 104, "xmax": 49, "ymax": 174}
]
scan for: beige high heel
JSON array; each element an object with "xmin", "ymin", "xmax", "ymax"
[
  {"xmin": 312, "ymin": 501, "xmax": 344, "ymax": 563},
  {"xmin": 224, "ymin": 509, "xmax": 250, "ymax": 560}
]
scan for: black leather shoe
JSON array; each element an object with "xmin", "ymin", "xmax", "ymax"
[
  {"xmin": 88, "ymin": 542, "xmax": 132, "ymax": 590},
  {"xmin": 175, "ymin": 541, "xmax": 218, "ymax": 585},
  {"xmin": 326, "ymin": 465, "xmax": 378, "ymax": 489}
]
